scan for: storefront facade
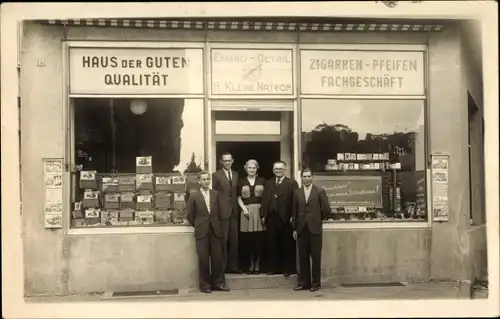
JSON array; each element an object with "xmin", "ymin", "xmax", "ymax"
[{"xmin": 20, "ymin": 18, "xmax": 487, "ymax": 296}]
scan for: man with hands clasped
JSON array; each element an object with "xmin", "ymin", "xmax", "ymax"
[{"xmin": 292, "ymin": 168, "xmax": 332, "ymax": 292}]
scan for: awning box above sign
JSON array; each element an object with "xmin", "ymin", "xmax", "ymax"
[
  {"xmin": 211, "ymin": 49, "xmax": 294, "ymax": 96},
  {"xmin": 69, "ymin": 48, "xmax": 204, "ymax": 95},
  {"xmin": 300, "ymin": 50, "xmax": 425, "ymax": 96}
]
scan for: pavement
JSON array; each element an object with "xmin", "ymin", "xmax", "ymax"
[{"xmin": 25, "ymin": 281, "xmax": 488, "ymax": 303}]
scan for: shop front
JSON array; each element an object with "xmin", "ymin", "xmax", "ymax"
[{"xmin": 20, "ymin": 19, "xmax": 486, "ymax": 296}]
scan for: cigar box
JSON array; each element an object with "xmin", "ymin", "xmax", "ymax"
[
  {"xmin": 137, "ymin": 194, "xmax": 153, "ymax": 210},
  {"xmin": 102, "ymin": 177, "xmax": 119, "ymax": 193},
  {"xmin": 82, "ymin": 191, "xmax": 100, "ymax": 208},
  {"xmin": 73, "ymin": 219, "xmax": 86, "ymax": 227},
  {"xmin": 154, "ymin": 192, "xmax": 172, "ymax": 209},
  {"xmin": 120, "ymin": 192, "xmax": 135, "ymax": 209},
  {"xmin": 80, "ymin": 171, "xmax": 97, "ymax": 189},
  {"xmin": 85, "ymin": 208, "xmax": 101, "ymax": 218},
  {"xmin": 337, "ymin": 153, "xmax": 345, "ymax": 161},
  {"xmin": 155, "ymin": 176, "xmax": 172, "ymax": 191},
  {"xmin": 102, "ymin": 210, "xmax": 119, "ymax": 224},
  {"xmin": 136, "ymin": 156, "xmax": 152, "ymax": 174},
  {"xmin": 104, "ymin": 193, "xmax": 120, "ymax": 209},
  {"xmin": 373, "ymin": 154, "xmax": 380, "ymax": 160},
  {"xmin": 155, "ymin": 210, "xmax": 172, "ymax": 224},
  {"xmin": 172, "ymin": 209, "xmax": 187, "ymax": 224},
  {"xmin": 383, "ymin": 153, "xmax": 390, "ymax": 160},
  {"xmin": 173, "ymin": 193, "xmax": 186, "ymax": 210},
  {"xmin": 118, "ymin": 175, "xmax": 136, "ymax": 192},
  {"xmin": 72, "ymin": 209, "xmax": 84, "ymax": 219},
  {"xmin": 135, "ymin": 210, "xmax": 155, "ymax": 224},
  {"xmin": 136, "ymin": 174, "xmax": 154, "ymax": 191},
  {"xmin": 348, "ymin": 163, "xmax": 355, "ymax": 170},
  {"xmin": 119, "ymin": 209, "xmax": 134, "ymax": 221},
  {"xmin": 353, "ymin": 163, "xmax": 360, "ymax": 170}
]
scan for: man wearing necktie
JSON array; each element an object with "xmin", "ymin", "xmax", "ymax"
[
  {"xmin": 292, "ymin": 168, "xmax": 331, "ymax": 292},
  {"xmin": 187, "ymin": 171, "xmax": 229, "ymax": 293},
  {"xmin": 212, "ymin": 152, "xmax": 241, "ymax": 274},
  {"xmin": 261, "ymin": 160, "xmax": 298, "ymax": 277}
]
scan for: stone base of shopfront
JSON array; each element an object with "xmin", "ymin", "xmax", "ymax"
[{"xmin": 24, "ymin": 229, "xmax": 434, "ymax": 296}]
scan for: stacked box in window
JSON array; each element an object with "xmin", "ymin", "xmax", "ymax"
[
  {"xmin": 82, "ymin": 190, "xmax": 100, "ymax": 208},
  {"xmin": 79, "ymin": 171, "xmax": 97, "ymax": 189},
  {"xmin": 85, "ymin": 208, "xmax": 101, "ymax": 225},
  {"xmin": 137, "ymin": 194, "xmax": 153, "ymax": 210},
  {"xmin": 170, "ymin": 175, "xmax": 187, "ymax": 192},
  {"xmin": 72, "ymin": 202, "xmax": 84, "ymax": 219},
  {"xmin": 136, "ymin": 156, "xmax": 152, "ymax": 174},
  {"xmin": 136, "ymin": 174, "xmax": 154, "ymax": 191},
  {"xmin": 118, "ymin": 175, "xmax": 136, "ymax": 192},
  {"xmin": 104, "ymin": 193, "xmax": 120, "ymax": 209},
  {"xmin": 135, "ymin": 210, "xmax": 155, "ymax": 225},
  {"xmin": 120, "ymin": 192, "xmax": 135, "ymax": 209},
  {"xmin": 155, "ymin": 191, "xmax": 172, "ymax": 209},
  {"xmin": 173, "ymin": 193, "xmax": 187, "ymax": 224},
  {"xmin": 102, "ymin": 176, "xmax": 119, "ymax": 193},
  {"xmin": 119, "ymin": 209, "xmax": 134, "ymax": 222},
  {"xmin": 101, "ymin": 210, "xmax": 119, "ymax": 225},
  {"xmin": 155, "ymin": 175, "xmax": 172, "ymax": 192},
  {"xmin": 155, "ymin": 210, "xmax": 173, "ymax": 224}
]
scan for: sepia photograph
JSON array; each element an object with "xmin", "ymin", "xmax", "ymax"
[{"xmin": 1, "ymin": 1, "xmax": 499, "ymax": 318}]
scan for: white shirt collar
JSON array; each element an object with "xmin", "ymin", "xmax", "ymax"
[{"xmin": 304, "ymin": 184, "xmax": 312, "ymax": 190}]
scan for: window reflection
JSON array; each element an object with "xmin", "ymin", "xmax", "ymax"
[{"xmin": 301, "ymin": 99, "xmax": 425, "ymax": 172}]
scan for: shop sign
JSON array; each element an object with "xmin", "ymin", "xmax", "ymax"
[
  {"xmin": 211, "ymin": 49, "xmax": 294, "ymax": 95},
  {"xmin": 300, "ymin": 50, "xmax": 425, "ymax": 96},
  {"xmin": 314, "ymin": 175, "xmax": 383, "ymax": 208},
  {"xmin": 69, "ymin": 47, "xmax": 204, "ymax": 95}
]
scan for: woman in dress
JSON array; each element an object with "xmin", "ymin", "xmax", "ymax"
[{"xmin": 238, "ymin": 159, "xmax": 266, "ymax": 274}]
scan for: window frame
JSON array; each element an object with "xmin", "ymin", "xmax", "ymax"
[
  {"xmin": 63, "ymin": 41, "xmax": 207, "ymax": 234},
  {"xmin": 297, "ymin": 43, "xmax": 431, "ymax": 229}
]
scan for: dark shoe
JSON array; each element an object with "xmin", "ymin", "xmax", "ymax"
[
  {"xmin": 267, "ymin": 272, "xmax": 276, "ymax": 275},
  {"xmin": 200, "ymin": 288, "xmax": 212, "ymax": 293},
  {"xmin": 284, "ymin": 272, "xmax": 290, "ymax": 277},
  {"xmin": 213, "ymin": 285, "xmax": 230, "ymax": 292},
  {"xmin": 253, "ymin": 270, "xmax": 261, "ymax": 275},
  {"xmin": 294, "ymin": 285, "xmax": 310, "ymax": 291},
  {"xmin": 310, "ymin": 286, "xmax": 320, "ymax": 292}
]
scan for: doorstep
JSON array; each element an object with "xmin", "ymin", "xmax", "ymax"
[{"xmin": 225, "ymin": 273, "xmax": 298, "ymax": 290}]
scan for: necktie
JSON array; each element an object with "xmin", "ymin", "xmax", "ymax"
[{"xmin": 227, "ymin": 171, "xmax": 232, "ymax": 188}]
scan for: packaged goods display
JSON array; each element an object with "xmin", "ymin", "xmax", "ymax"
[{"xmin": 71, "ymin": 156, "xmax": 190, "ymax": 228}]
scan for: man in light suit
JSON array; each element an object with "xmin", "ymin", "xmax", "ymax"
[
  {"xmin": 187, "ymin": 171, "xmax": 230, "ymax": 293},
  {"xmin": 292, "ymin": 168, "xmax": 332, "ymax": 292},
  {"xmin": 212, "ymin": 152, "xmax": 241, "ymax": 274}
]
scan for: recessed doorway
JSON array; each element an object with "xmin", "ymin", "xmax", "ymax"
[{"xmin": 216, "ymin": 141, "xmax": 280, "ymax": 180}]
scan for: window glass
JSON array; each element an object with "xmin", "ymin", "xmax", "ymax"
[
  {"xmin": 301, "ymin": 99, "xmax": 427, "ymax": 222},
  {"xmin": 71, "ymin": 98, "xmax": 204, "ymax": 228}
]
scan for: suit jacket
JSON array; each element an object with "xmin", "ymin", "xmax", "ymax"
[
  {"xmin": 292, "ymin": 184, "xmax": 331, "ymax": 235},
  {"xmin": 212, "ymin": 169, "xmax": 239, "ymax": 220},
  {"xmin": 187, "ymin": 189, "xmax": 224, "ymax": 239},
  {"xmin": 262, "ymin": 176, "xmax": 299, "ymax": 224}
]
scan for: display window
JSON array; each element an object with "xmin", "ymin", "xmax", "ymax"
[
  {"xmin": 300, "ymin": 99, "xmax": 427, "ymax": 222},
  {"xmin": 70, "ymin": 98, "xmax": 205, "ymax": 228}
]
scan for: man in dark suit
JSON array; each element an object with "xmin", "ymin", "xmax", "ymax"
[
  {"xmin": 211, "ymin": 152, "xmax": 241, "ymax": 274},
  {"xmin": 187, "ymin": 171, "xmax": 230, "ymax": 293},
  {"xmin": 261, "ymin": 160, "xmax": 298, "ymax": 277},
  {"xmin": 292, "ymin": 168, "xmax": 332, "ymax": 292}
]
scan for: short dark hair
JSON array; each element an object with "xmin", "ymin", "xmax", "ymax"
[
  {"xmin": 220, "ymin": 152, "xmax": 233, "ymax": 160},
  {"xmin": 301, "ymin": 168, "xmax": 313, "ymax": 177},
  {"xmin": 197, "ymin": 170, "xmax": 210, "ymax": 180},
  {"xmin": 273, "ymin": 160, "xmax": 287, "ymax": 167}
]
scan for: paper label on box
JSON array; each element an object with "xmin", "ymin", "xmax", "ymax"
[
  {"xmin": 137, "ymin": 195, "xmax": 152, "ymax": 203},
  {"xmin": 45, "ymin": 202, "xmax": 62, "ymax": 214},
  {"xmin": 105, "ymin": 194, "xmax": 120, "ymax": 202},
  {"xmin": 156, "ymin": 176, "xmax": 171, "ymax": 185},
  {"xmin": 171, "ymin": 176, "xmax": 186, "ymax": 184},
  {"xmin": 74, "ymin": 202, "xmax": 82, "ymax": 210},
  {"xmin": 345, "ymin": 206, "xmax": 358, "ymax": 214},
  {"xmin": 80, "ymin": 171, "xmax": 96, "ymax": 180},
  {"xmin": 174, "ymin": 193, "xmax": 185, "ymax": 201},
  {"xmin": 136, "ymin": 174, "xmax": 153, "ymax": 186},
  {"xmin": 85, "ymin": 208, "xmax": 100, "ymax": 218},
  {"xmin": 358, "ymin": 206, "xmax": 367, "ymax": 213},
  {"xmin": 136, "ymin": 156, "xmax": 152, "ymax": 167},
  {"xmin": 121, "ymin": 192, "xmax": 135, "ymax": 202},
  {"xmin": 84, "ymin": 191, "xmax": 100, "ymax": 199},
  {"xmin": 102, "ymin": 177, "xmax": 119, "ymax": 185},
  {"xmin": 136, "ymin": 210, "xmax": 154, "ymax": 218}
]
